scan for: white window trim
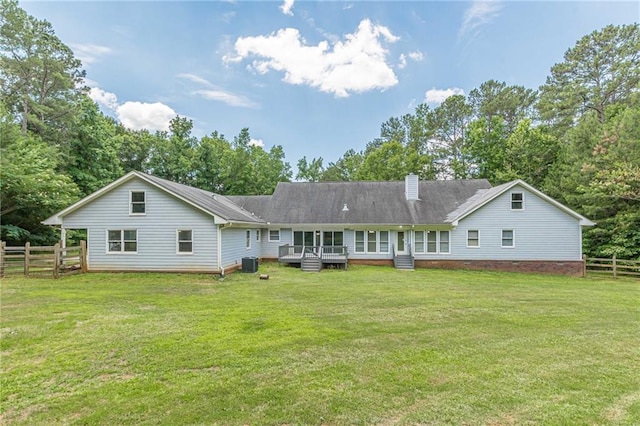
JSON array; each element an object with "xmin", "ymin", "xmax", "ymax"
[
  {"xmin": 129, "ymin": 190, "xmax": 146, "ymax": 216},
  {"xmin": 176, "ymin": 229, "xmax": 194, "ymax": 255},
  {"xmin": 246, "ymin": 230, "xmax": 251, "ymax": 250},
  {"xmin": 268, "ymin": 229, "xmax": 281, "ymax": 242},
  {"xmin": 501, "ymin": 229, "xmax": 515, "ymax": 248},
  {"xmin": 467, "ymin": 229, "xmax": 480, "ymax": 248},
  {"xmin": 422, "ymin": 230, "xmax": 451, "ymax": 255},
  {"xmin": 256, "ymin": 229, "xmax": 261, "ymax": 242},
  {"xmin": 106, "ymin": 229, "xmax": 138, "ymax": 254},
  {"xmin": 414, "ymin": 230, "xmax": 425, "ymax": 254},
  {"xmin": 439, "ymin": 230, "xmax": 451, "ymax": 254},
  {"xmin": 510, "ymin": 191, "xmax": 525, "ymax": 211},
  {"xmin": 355, "ymin": 230, "xmax": 365, "ymax": 253},
  {"xmin": 355, "ymin": 230, "xmax": 389, "ymax": 254}
]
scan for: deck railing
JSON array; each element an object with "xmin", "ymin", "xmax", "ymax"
[{"xmin": 278, "ymin": 245, "xmax": 348, "ymax": 262}]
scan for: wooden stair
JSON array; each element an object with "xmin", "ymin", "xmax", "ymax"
[
  {"xmin": 394, "ymin": 254, "xmax": 414, "ymax": 270},
  {"xmin": 301, "ymin": 254, "xmax": 321, "ymax": 272}
]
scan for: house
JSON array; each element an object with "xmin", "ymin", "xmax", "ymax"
[{"xmin": 43, "ymin": 171, "xmax": 594, "ymax": 276}]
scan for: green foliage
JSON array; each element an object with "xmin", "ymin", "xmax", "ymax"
[
  {"xmin": 538, "ymin": 23, "xmax": 640, "ymax": 130},
  {"xmin": 296, "ymin": 156, "xmax": 324, "ymax": 182},
  {"xmin": 0, "ymin": 0, "xmax": 86, "ymax": 138},
  {"xmin": 0, "ymin": 113, "xmax": 79, "ymax": 244}
]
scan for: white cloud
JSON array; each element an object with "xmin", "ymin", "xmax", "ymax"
[
  {"xmin": 425, "ymin": 87, "xmax": 465, "ymax": 104},
  {"xmin": 224, "ymin": 19, "xmax": 400, "ymax": 98},
  {"xmin": 88, "ymin": 87, "xmax": 119, "ymax": 110},
  {"xmin": 408, "ymin": 51, "xmax": 424, "ymax": 61},
  {"xmin": 177, "ymin": 73, "xmax": 214, "ymax": 87},
  {"xmin": 177, "ymin": 73, "xmax": 258, "ymax": 108},
  {"xmin": 116, "ymin": 102, "xmax": 177, "ymax": 132},
  {"xmin": 280, "ymin": 0, "xmax": 294, "ymax": 16},
  {"xmin": 398, "ymin": 50, "xmax": 423, "ymax": 69},
  {"xmin": 459, "ymin": 1, "xmax": 503, "ymax": 39},
  {"xmin": 70, "ymin": 43, "xmax": 113, "ymax": 65},
  {"xmin": 193, "ymin": 90, "xmax": 258, "ymax": 108},
  {"xmin": 249, "ymin": 138, "xmax": 264, "ymax": 148}
]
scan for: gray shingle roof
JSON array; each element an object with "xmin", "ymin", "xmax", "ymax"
[
  {"xmin": 140, "ymin": 173, "xmax": 265, "ymax": 224},
  {"xmin": 228, "ymin": 179, "xmax": 492, "ymax": 225}
]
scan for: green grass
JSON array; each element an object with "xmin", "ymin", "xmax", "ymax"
[{"xmin": 1, "ymin": 264, "xmax": 639, "ymax": 425}]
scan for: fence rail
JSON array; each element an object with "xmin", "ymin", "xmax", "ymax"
[
  {"xmin": 0, "ymin": 241, "xmax": 87, "ymax": 279},
  {"xmin": 585, "ymin": 255, "xmax": 640, "ymax": 278}
]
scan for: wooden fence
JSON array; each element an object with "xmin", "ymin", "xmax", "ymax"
[
  {"xmin": 0, "ymin": 241, "xmax": 87, "ymax": 279},
  {"xmin": 585, "ymin": 255, "xmax": 640, "ymax": 278}
]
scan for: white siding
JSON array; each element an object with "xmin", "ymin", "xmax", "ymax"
[
  {"xmin": 260, "ymin": 228, "xmax": 293, "ymax": 258},
  {"xmin": 221, "ymin": 228, "xmax": 261, "ymax": 269},
  {"xmin": 448, "ymin": 185, "xmax": 582, "ymax": 261},
  {"xmin": 63, "ymin": 179, "xmax": 219, "ymax": 271}
]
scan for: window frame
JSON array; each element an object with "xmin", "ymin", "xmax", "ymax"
[
  {"xmin": 176, "ymin": 229, "xmax": 193, "ymax": 254},
  {"xmin": 414, "ymin": 231, "xmax": 425, "ymax": 253},
  {"xmin": 439, "ymin": 230, "xmax": 450, "ymax": 254},
  {"xmin": 256, "ymin": 229, "xmax": 261, "ymax": 242},
  {"xmin": 467, "ymin": 229, "xmax": 480, "ymax": 248},
  {"xmin": 130, "ymin": 191, "xmax": 146, "ymax": 215},
  {"xmin": 501, "ymin": 229, "xmax": 515, "ymax": 248},
  {"xmin": 246, "ymin": 230, "xmax": 251, "ymax": 250},
  {"xmin": 355, "ymin": 230, "xmax": 365, "ymax": 253},
  {"xmin": 511, "ymin": 192, "xmax": 524, "ymax": 211},
  {"xmin": 106, "ymin": 229, "xmax": 138, "ymax": 254},
  {"xmin": 268, "ymin": 229, "xmax": 280, "ymax": 242},
  {"xmin": 379, "ymin": 231, "xmax": 389, "ymax": 254}
]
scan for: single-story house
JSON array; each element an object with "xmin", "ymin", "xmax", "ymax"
[{"xmin": 43, "ymin": 171, "xmax": 594, "ymax": 276}]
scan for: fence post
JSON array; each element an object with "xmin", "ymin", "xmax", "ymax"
[
  {"xmin": 24, "ymin": 242, "xmax": 30, "ymax": 277},
  {"xmin": 0, "ymin": 241, "xmax": 5, "ymax": 278},
  {"xmin": 612, "ymin": 254, "xmax": 617, "ymax": 279},
  {"xmin": 582, "ymin": 254, "xmax": 586, "ymax": 277},
  {"xmin": 80, "ymin": 240, "xmax": 87, "ymax": 273},
  {"xmin": 53, "ymin": 242, "xmax": 60, "ymax": 279}
]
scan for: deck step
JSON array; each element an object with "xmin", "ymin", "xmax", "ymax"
[
  {"xmin": 302, "ymin": 257, "xmax": 322, "ymax": 272},
  {"xmin": 394, "ymin": 255, "xmax": 414, "ymax": 270}
]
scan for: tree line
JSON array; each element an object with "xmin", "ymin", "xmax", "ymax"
[{"xmin": 1, "ymin": 0, "xmax": 638, "ymax": 258}]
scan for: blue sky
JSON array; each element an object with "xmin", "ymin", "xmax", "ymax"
[{"xmin": 22, "ymin": 1, "xmax": 639, "ymax": 167}]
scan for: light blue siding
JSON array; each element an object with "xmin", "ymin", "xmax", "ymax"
[
  {"xmin": 221, "ymin": 228, "xmax": 261, "ymax": 269},
  {"xmin": 63, "ymin": 178, "xmax": 219, "ymax": 271},
  {"xmin": 259, "ymin": 228, "xmax": 293, "ymax": 258},
  {"xmin": 448, "ymin": 185, "xmax": 582, "ymax": 261},
  {"xmin": 345, "ymin": 229, "xmax": 395, "ymax": 260}
]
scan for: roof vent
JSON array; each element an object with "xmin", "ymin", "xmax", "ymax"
[
  {"xmin": 342, "ymin": 203, "xmax": 349, "ymax": 212},
  {"xmin": 405, "ymin": 173, "xmax": 419, "ymax": 201}
]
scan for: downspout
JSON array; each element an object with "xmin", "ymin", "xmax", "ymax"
[{"xmin": 217, "ymin": 222, "xmax": 233, "ymax": 276}]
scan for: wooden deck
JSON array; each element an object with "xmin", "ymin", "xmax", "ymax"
[{"xmin": 278, "ymin": 245, "xmax": 348, "ymax": 268}]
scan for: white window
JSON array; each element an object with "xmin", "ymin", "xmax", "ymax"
[
  {"xmin": 501, "ymin": 230, "xmax": 515, "ymax": 248},
  {"xmin": 246, "ymin": 230, "xmax": 251, "ymax": 249},
  {"xmin": 355, "ymin": 231, "xmax": 365, "ymax": 253},
  {"xmin": 130, "ymin": 191, "xmax": 146, "ymax": 215},
  {"xmin": 379, "ymin": 231, "xmax": 389, "ymax": 253},
  {"xmin": 107, "ymin": 229, "xmax": 137, "ymax": 253},
  {"xmin": 355, "ymin": 230, "xmax": 389, "ymax": 254},
  {"xmin": 467, "ymin": 230, "xmax": 480, "ymax": 247},
  {"xmin": 414, "ymin": 231, "xmax": 425, "ymax": 253},
  {"xmin": 256, "ymin": 230, "xmax": 261, "ymax": 242},
  {"xmin": 367, "ymin": 230, "xmax": 377, "ymax": 253},
  {"xmin": 439, "ymin": 231, "xmax": 450, "ymax": 254},
  {"xmin": 423, "ymin": 231, "xmax": 450, "ymax": 254},
  {"xmin": 511, "ymin": 192, "xmax": 524, "ymax": 210},
  {"xmin": 177, "ymin": 229, "xmax": 193, "ymax": 254},
  {"xmin": 269, "ymin": 229, "xmax": 280, "ymax": 242},
  {"xmin": 427, "ymin": 231, "xmax": 437, "ymax": 253}
]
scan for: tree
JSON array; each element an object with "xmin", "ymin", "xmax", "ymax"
[
  {"xmin": 296, "ymin": 156, "xmax": 324, "ymax": 182},
  {"xmin": 0, "ymin": 108, "xmax": 79, "ymax": 244},
  {"xmin": 355, "ymin": 141, "xmax": 428, "ymax": 181},
  {"xmin": 427, "ymin": 95, "xmax": 473, "ymax": 179},
  {"xmin": 468, "ymin": 80, "xmax": 536, "ymax": 133},
  {"xmin": 538, "ymin": 24, "xmax": 640, "ymax": 130},
  {"xmin": 321, "ymin": 149, "xmax": 363, "ymax": 181},
  {"xmin": 147, "ymin": 116, "xmax": 197, "ymax": 184},
  {"xmin": 0, "ymin": 0, "xmax": 86, "ymax": 138}
]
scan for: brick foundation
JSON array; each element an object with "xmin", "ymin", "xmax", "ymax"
[
  {"xmin": 348, "ymin": 259, "xmax": 394, "ymax": 267},
  {"xmin": 414, "ymin": 259, "xmax": 585, "ymax": 277}
]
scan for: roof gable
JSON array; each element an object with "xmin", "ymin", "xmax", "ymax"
[
  {"xmin": 43, "ymin": 172, "xmax": 265, "ymax": 226},
  {"xmin": 446, "ymin": 179, "xmax": 594, "ymax": 226}
]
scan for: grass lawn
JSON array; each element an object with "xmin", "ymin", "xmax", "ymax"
[{"xmin": 1, "ymin": 264, "xmax": 639, "ymax": 425}]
